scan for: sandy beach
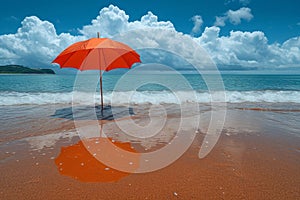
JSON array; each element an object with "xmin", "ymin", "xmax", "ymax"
[{"xmin": 1, "ymin": 103, "xmax": 299, "ymax": 199}]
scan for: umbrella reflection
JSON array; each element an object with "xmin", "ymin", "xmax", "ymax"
[{"xmin": 55, "ymin": 137, "xmax": 138, "ymax": 182}]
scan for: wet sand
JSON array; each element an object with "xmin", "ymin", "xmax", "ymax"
[{"xmin": 0, "ymin": 104, "xmax": 299, "ymax": 199}]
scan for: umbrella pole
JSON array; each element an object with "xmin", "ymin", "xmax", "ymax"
[
  {"xmin": 100, "ymin": 69, "xmax": 104, "ymax": 114},
  {"xmin": 97, "ymin": 32, "xmax": 104, "ymax": 115}
]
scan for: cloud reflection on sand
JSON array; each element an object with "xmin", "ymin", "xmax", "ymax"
[{"xmin": 24, "ymin": 131, "xmax": 77, "ymax": 151}]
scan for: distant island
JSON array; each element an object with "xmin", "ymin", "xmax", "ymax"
[{"xmin": 0, "ymin": 65, "xmax": 55, "ymax": 74}]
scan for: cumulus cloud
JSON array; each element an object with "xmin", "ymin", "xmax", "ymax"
[
  {"xmin": 214, "ymin": 7, "xmax": 253, "ymax": 26},
  {"xmin": 0, "ymin": 5, "xmax": 174, "ymax": 68},
  {"xmin": 80, "ymin": 5, "xmax": 174, "ymax": 38},
  {"xmin": 79, "ymin": 5, "xmax": 130, "ymax": 38},
  {"xmin": 191, "ymin": 15, "xmax": 203, "ymax": 36},
  {"xmin": 113, "ymin": 28, "xmax": 214, "ymax": 70},
  {"xmin": 196, "ymin": 27, "xmax": 300, "ymax": 69},
  {"xmin": 0, "ymin": 16, "xmax": 84, "ymax": 67},
  {"xmin": 0, "ymin": 4, "xmax": 299, "ymax": 71}
]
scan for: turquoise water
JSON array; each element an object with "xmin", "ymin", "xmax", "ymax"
[
  {"xmin": 0, "ymin": 73, "xmax": 300, "ymax": 105},
  {"xmin": 1, "ymin": 74, "xmax": 300, "ymax": 92}
]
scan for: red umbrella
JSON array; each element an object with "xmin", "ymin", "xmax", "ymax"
[{"xmin": 52, "ymin": 32, "xmax": 141, "ymax": 110}]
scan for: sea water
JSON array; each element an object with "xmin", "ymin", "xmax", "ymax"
[{"xmin": 0, "ymin": 73, "xmax": 300, "ymax": 105}]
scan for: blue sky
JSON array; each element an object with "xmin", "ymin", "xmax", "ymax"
[
  {"xmin": 0, "ymin": 0, "xmax": 299, "ymax": 71},
  {"xmin": 1, "ymin": 0, "xmax": 299, "ymax": 42}
]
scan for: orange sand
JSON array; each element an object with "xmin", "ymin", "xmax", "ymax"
[{"xmin": 1, "ymin": 132, "xmax": 299, "ymax": 199}]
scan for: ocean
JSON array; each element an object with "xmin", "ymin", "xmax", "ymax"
[{"xmin": 0, "ymin": 73, "xmax": 300, "ymax": 105}]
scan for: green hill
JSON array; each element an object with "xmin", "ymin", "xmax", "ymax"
[{"xmin": 0, "ymin": 65, "xmax": 55, "ymax": 74}]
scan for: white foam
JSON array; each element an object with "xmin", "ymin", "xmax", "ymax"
[
  {"xmin": 0, "ymin": 91, "xmax": 73, "ymax": 105},
  {"xmin": 0, "ymin": 90, "xmax": 300, "ymax": 105}
]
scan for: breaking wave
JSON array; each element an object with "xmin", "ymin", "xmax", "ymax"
[{"xmin": 1, "ymin": 90, "xmax": 300, "ymax": 106}]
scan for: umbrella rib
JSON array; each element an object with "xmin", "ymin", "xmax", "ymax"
[
  {"xmin": 101, "ymin": 49, "xmax": 107, "ymax": 71},
  {"xmin": 105, "ymin": 48, "xmax": 123, "ymax": 71},
  {"xmin": 57, "ymin": 49, "xmax": 92, "ymax": 68},
  {"xmin": 120, "ymin": 51, "xmax": 140, "ymax": 68},
  {"xmin": 97, "ymin": 49, "xmax": 101, "ymax": 71},
  {"xmin": 120, "ymin": 53, "xmax": 132, "ymax": 67},
  {"xmin": 57, "ymin": 52, "xmax": 76, "ymax": 67},
  {"xmin": 80, "ymin": 49, "xmax": 92, "ymax": 70}
]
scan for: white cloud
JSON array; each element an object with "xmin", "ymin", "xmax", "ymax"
[
  {"xmin": 214, "ymin": 7, "xmax": 253, "ymax": 26},
  {"xmin": 196, "ymin": 27, "xmax": 300, "ymax": 69},
  {"xmin": 227, "ymin": 7, "xmax": 253, "ymax": 25},
  {"xmin": 191, "ymin": 15, "xmax": 203, "ymax": 36},
  {"xmin": 0, "ymin": 4, "xmax": 299, "ymax": 71},
  {"xmin": 80, "ymin": 5, "xmax": 130, "ymax": 38},
  {"xmin": 214, "ymin": 16, "xmax": 227, "ymax": 27},
  {"xmin": 0, "ymin": 5, "xmax": 174, "ymax": 68},
  {"xmin": 113, "ymin": 28, "xmax": 213, "ymax": 70},
  {"xmin": 80, "ymin": 5, "xmax": 174, "ymax": 38},
  {"xmin": 0, "ymin": 16, "xmax": 85, "ymax": 67}
]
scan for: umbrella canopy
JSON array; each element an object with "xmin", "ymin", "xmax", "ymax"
[
  {"xmin": 52, "ymin": 37, "xmax": 141, "ymax": 71},
  {"xmin": 52, "ymin": 34, "xmax": 141, "ymax": 111}
]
